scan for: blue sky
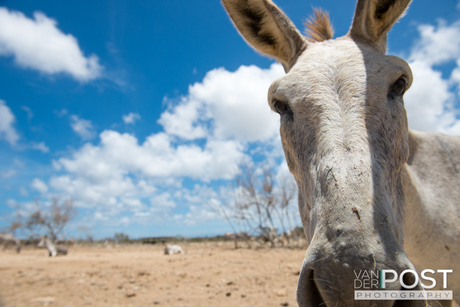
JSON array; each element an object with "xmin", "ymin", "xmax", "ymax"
[{"xmin": 1, "ymin": 0, "xmax": 459, "ymax": 239}]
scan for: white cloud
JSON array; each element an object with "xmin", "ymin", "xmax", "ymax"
[
  {"xmin": 158, "ymin": 98, "xmax": 208, "ymax": 140},
  {"xmin": 160, "ymin": 64, "xmax": 284, "ymax": 142},
  {"xmin": 0, "ymin": 7, "xmax": 102, "ymax": 81},
  {"xmin": 179, "ymin": 205, "xmax": 219, "ymax": 226},
  {"xmin": 1, "ymin": 169, "xmax": 17, "ymax": 179},
  {"xmin": 192, "ymin": 64, "xmax": 283, "ymax": 141},
  {"xmin": 404, "ymin": 20, "xmax": 460, "ymax": 135},
  {"xmin": 14, "ymin": 158, "xmax": 25, "ymax": 167},
  {"xmin": 54, "ymin": 108, "xmax": 68, "ymax": 118},
  {"xmin": 122, "ymin": 112, "xmax": 141, "ymax": 125},
  {"xmin": 55, "ymin": 130, "xmax": 244, "ymax": 182},
  {"xmin": 149, "ymin": 192, "xmax": 176, "ymax": 208},
  {"xmin": 0, "ymin": 101, "xmax": 49, "ymax": 151},
  {"xmin": 49, "ymin": 174, "xmax": 134, "ymax": 208},
  {"xmin": 172, "ymin": 185, "xmax": 220, "ymax": 226},
  {"xmin": 31, "ymin": 142, "xmax": 50, "ymax": 153},
  {"xmin": 31, "ymin": 178, "xmax": 48, "ymax": 194},
  {"xmin": 404, "ymin": 60, "xmax": 457, "ymax": 133},
  {"xmin": 70, "ymin": 115, "xmax": 96, "ymax": 140},
  {"xmin": 0, "ymin": 99, "xmax": 19, "ymax": 145},
  {"xmin": 118, "ymin": 217, "xmax": 131, "ymax": 226},
  {"xmin": 21, "ymin": 105, "xmax": 33, "ymax": 120},
  {"xmin": 94, "ymin": 212, "xmax": 108, "ymax": 221},
  {"xmin": 19, "ymin": 186, "xmax": 29, "ymax": 197},
  {"xmin": 451, "ymin": 58, "xmax": 460, "ymax": 97},
  {"xmin": 47, "ymin": 129, "xmax": 245, "ymax": 220},
  {"xmin": 6, "ymin": 199, "xmax": 18, "ymax": 208},
  {"xmin": 409, "ymin": 21, "xmax": 460, "ymax": 66}
]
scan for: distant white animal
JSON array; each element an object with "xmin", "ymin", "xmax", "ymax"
[
  {"xmin": 164, "ymin": 244, "xmax": 183, "ymax": 255},
  {"xmin": 0, "ymin": 233, "xmax": 21, "ymax": 253},
  {"xmin": 38, "ymin": 236, "xmax": 68, "ymax": 257}
]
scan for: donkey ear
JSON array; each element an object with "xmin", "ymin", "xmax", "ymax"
[
  {"xmin": 222, "ymin": 0, "xmax": 307, "ymax": 71},
  {"xmin": 349, "ymin": 0, "xmax": 411, "ymax": 53}
]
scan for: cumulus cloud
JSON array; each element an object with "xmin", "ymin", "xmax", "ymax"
[
  {"xmin": 45, "ymin": 130, "xmax": 245, "ymax": 227},
  {"xmin": 55, "ymin": 130, "xmax": 244, "ymax": 182},
  {"xmin": 404, "ymin": 20, "xmax": 460, "ymax": 135},
  {"xmin": 172, "ymin": 185, "xmax": 220, "ymax": 226},
  {"xmin": 0, "ymin": 99, "xmax": 19, "ymax": 145},
  {"xmin": 31, "ymin": 178, "xmax": 48, "ymax": 194},
  {"xmin": 158, "ymin": 98, "xmax": 208, "ymax": 140},
  {"xmin": 192, "ymin": 64, "xmax": 283, "ymax": 141},
  {"xmin": 149, "ymin": 192, "xmax": 176, "ymax": 209},
  {"xmin": 160, "ymin": 64, "xmax": 284, "ymax": 142},
  {"xmin": 122, "ymin": 112, "xmax": 141, "ymax": 125},
  {"xmin": 0, "ymin": 7, "xmax": 102, "ymax": 81},
  {"xmin": 70, "ymin": 115, "xmax": 96, "ymax": 140},
  {"xmin": 49, "ymin": 173, "xmax": 135, "ymax": 209},
  {"xmin": 409, "ymin": 21, "xmax": 460, "ymax": 66}
]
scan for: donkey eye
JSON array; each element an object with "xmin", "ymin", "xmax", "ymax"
[
  {"xmin": 274, "ymin": 100, "xmax": 289, "ymax": 114},
  {"xmin": 391, "ymin": 78, "xmax": 406, "ymax": 96}
]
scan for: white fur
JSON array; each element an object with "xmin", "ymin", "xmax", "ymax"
[
  {"xmin": 164, "ymin": 244, "xmax": 183, "ymax": 255},
  {"xmin": 38, "ymin": 236, "xmax": 67, "ymax": 257}
]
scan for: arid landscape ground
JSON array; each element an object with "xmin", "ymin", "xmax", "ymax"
[{"xmin": 0, "ymin": 241, "xmax": 306, "ymax": 307}]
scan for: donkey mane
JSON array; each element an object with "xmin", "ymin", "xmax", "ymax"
[{"xmin": 304, "ymin": 8, "xmax": 334, "ymax": 42}]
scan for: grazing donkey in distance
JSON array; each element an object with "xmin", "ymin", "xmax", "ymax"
[
  {"xmin": 38, "ymin": 236, "xmax": 68, "ymax": 257},
  {"xmin": 0, "ymin": 233, "xmax": 21, "ymax": 253},
  {"xmin": 164, "ymin": 244, "xmax": 184, "ymax": 255},
  {"xmin": 222, "ymin": 0, "xmax": 460, "ymax": 306}
]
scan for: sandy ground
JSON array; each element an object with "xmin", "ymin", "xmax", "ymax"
[{"xmin": 0, "ymin": 242, "xmax": 306, "ymax": 307}]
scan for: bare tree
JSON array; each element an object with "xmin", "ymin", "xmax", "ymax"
[
  {"xmin": 274, "ymin": 174, "xmax": 297, "ymax": 245},
  {"xmin": 78, "ymin": 226, "xmax": 94, "ymax": 242},
  {"xmin": 215, "ymin": 161, "xmax": 298, "ymax": 248},
  {"xmin": 8, "ymin": 221, "xmax": 22, "ymax": 236},
  {"xmin": 46, "ymin": 198, "xmax": 76, "ymax": 241},
  {"xmin": 22, "ymin": 198, "xmax": 77, "ymax": 241},
  {"xmin": 209, "ymin": 197, "xmax": 241, "ymax": 248}
]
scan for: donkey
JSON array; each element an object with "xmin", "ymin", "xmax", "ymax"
[
  {"xmin": 38, "ymin": 236, "xmax": 68, "ymax": 257},
  {"xmin": 0, "ymin": 233, "xmax": 21, "ymax": 253},
  {"xmin": 164, "ymin": 244, "xmax": 184, "ymax": 255},
  {"xmin": 222, "ymin": 0, "xmax": 460, "ymax": 306}
]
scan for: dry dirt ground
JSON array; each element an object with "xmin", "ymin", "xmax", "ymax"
[{"xmin": 0, "ymin": 242, "xmax": 306, "ymax": 307}]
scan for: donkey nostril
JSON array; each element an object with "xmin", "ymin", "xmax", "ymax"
[{"xmin": 297, "ymin": 269, "xmax": 327, "ymax": 307}]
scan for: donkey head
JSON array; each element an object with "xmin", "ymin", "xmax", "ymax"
[{"xmin": 222, "ymin": 0, "xmax": 424, "ymax": 306}]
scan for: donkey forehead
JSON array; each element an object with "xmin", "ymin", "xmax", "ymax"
[{"xmin": 269, "ymin": 38, "xmax": 410, "ymax": 103}]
